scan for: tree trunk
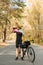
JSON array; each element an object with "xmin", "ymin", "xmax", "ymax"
[
  {"xmin": 3, "ymin": 28, "xmax": 6, "ymax": 42},
  {"xmin": 38, "ymin": 14, "xmax": 41, "ymax": 44}
]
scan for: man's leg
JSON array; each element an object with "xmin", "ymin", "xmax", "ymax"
[
  {"xmin": 15, "ymin": 43, "xmax": 19, "ymax": 60},
  {"xmin": 20, "ymin": 44, "xmax": 24, "ymax": 60},
  {"xmin": 16, "ymin": 48, "xmax": 19, "ymax": 57},
  {"xmin": 21, "ymin": 48, "xmax": 23, "ymax": 57}
]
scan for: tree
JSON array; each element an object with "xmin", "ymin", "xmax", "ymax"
[
  {"xmin": 0, "ymin": 15, "xmax": 11, "ymax": 42},
  {"xmin": 0, "ymin": 0, "xmax": 26, "ymax": 42},
  {"xmin": 29, "ymin": 1, "xmax": 41, "ymax": 43}
]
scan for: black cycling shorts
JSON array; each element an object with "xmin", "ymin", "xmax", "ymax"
[{"xmin": 16, "ymin": 41, "xmax": 22, "ymax": 48}]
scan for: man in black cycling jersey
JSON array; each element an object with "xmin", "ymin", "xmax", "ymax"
[{"xmin": 12, "ymin": 26, "xmax": 24, "ymax": 60}]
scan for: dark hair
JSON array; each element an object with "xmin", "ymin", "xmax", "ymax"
[{"xmin": 13, "ymin": 27, "xmax": 17, "ymax": 29}]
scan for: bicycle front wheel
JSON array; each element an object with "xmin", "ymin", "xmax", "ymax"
[{"xmin": 27, "ymin": 46, "xmax": 35, "ymax": 63}]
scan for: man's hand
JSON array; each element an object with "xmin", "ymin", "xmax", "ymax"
[{"xmin": 11, "ymin": 27, "xmax": 19, "ymax": 33}]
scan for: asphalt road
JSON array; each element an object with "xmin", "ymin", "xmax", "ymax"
[{"xmin": 0, "ymin": 44, "xmax": 43, "ymax": 65}]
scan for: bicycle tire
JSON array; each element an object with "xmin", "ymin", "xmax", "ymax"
[{"xmin": 27, "ymin": 46, "xmax": 35, "ymax": 63}]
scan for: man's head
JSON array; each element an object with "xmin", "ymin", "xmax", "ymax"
[
  {"xmin": 13, "ymin": 27, "xmax": 17, "ymax": 30},
  {"xmin": 12, "ymin": 27, "xmax": 17, "ymax": 33}
]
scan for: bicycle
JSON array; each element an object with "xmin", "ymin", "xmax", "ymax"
[{"xmin": 21, "ymin": 40, "xmax": 35, "ymax": 63}]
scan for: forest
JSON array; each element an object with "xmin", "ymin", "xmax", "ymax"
[{"xmin": 0, "ymin": 0, "xmax": 43, "ymax": 45}]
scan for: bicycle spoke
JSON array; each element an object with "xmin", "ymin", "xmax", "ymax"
[{"xmin": 27, "ymin": 46, "xmax": 35, "ymax": 63}]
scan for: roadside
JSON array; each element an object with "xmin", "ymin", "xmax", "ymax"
[
  {"xmin": 0, "ymin": 40, "xmax": 15, "ymax": 47},
  {"xmin": 32, "ymin": 43, "xmax": 43, "ymax": 48},
  {"xmin": 0, "ymin": 40, "xmax": 43, "ymax": 48},
  {"xmin": 0, "ymin": 42, "xmax": 9, "ymax": 47}
]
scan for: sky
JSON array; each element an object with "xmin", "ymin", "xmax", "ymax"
[
  {"xmin": 10, "ymin": 0, "xmax": 26, "ymax": 2},
  {"xmin": 10, "ymin": 0, "xmax": 32, "ymax": 9}
]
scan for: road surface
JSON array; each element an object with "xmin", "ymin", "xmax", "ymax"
[{"xmin": 0, "ymin": 43, "xmax": 43, "ymax": 65}]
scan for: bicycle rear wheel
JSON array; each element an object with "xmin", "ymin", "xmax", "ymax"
[{"xmin": 27, "ymin": 46, "xmax": 35, "ymax": 63}]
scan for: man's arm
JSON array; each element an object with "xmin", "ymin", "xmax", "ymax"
[
  {"xmin": 19, "ymin": 30, "xmax": 24, "ymax": 36},
  {"xmin": 12, "ymin": 28, "xmax": 19, "ymax": 33}
]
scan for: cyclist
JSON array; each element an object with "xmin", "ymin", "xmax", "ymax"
[{"xmin": 12, "ymin": 26, "xmax": 24, "ymax": 60}]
